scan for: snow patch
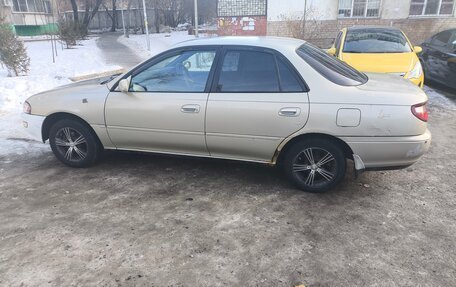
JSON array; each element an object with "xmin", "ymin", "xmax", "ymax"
[
  {"xmin": 0, "ymin": 37, "xmax": 120, "ymax": 157},
  {"xmin": 424, "ymin": 86, "xmax": 456, "ymax": 111}
]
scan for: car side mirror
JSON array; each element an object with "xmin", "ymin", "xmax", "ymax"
[
  {"xmin": 414, "ymin": 46, "xmax": 423, "ymax": 54},
  {"xmin": 183, "ymin": 60, "xmax": 191, "ymax": 70},
  {"xmin": 118, "ymin": 77, "xmax": 131, "ymax": 93},
  {"xmin": 327, "ymin": 47, "xmax": 337, "ymax": 56}
]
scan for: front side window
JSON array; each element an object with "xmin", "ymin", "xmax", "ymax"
[
  {"xmin": 338, "ymin": 0, "xmax": 380, "ymax": 18},
  {"xmin": 216, "ymin": 50, "xmax": 305, "ymax": 93},
  {"xmin": 130, "ymin": 50, "xmax": 216, "ymax": 92},
  {"xmin": 343, "ymin": 28, "xmax": 412, "ymax": 53},
  {"xmin": 410, "ymin": 0, "xmax": 455, "ymax": 16},
  {"xmin": 297, "ymin": 43, "xmax": 368, "ymax": 86}
]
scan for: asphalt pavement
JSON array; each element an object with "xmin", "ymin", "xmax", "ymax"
[
  {"xmin": 96, "ymin": 33, "xmax": 142, "ymax": 69},
  {"xmin": 1, "ymin": 34, "xmax": 455, "ymax": 286}
]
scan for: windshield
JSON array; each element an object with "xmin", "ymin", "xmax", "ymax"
[
  {"xmin": 297, "ymin": 43, "xmax": 368, "ymax": 86},
  {"xmin": 343, "ymin": 28, "xmax": 412, "ymax": 53}
]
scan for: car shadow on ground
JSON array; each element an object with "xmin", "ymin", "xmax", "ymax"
[
  {"xmin": 426, "ymin": 81, "xmax": 456, "ymax": 100},
  {"xmin": 41, "ymin": 149, "xmax": 368, "ymax": 199}
]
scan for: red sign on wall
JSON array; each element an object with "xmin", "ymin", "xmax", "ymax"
[{"xmin": 217, "ymin": 16, "xmax": 267, "ymax": 36}]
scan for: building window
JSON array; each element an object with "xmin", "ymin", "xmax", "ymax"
[
  {"xmin": 217, "ymin": 0, "xmax": 267, "ymax": 17},
  {"xmin": 43, "ymin": 0, "xmax": 51, "ymax": 13},
  {"xmin": 12, "ymin": 0, "xmax": 52, "ymax": 13},
  {"xmin": 338, "ymin": 0, "xmax": 381, "ymax": 18},
  {"xmin": 410, "ymin": 0, "xmax": 455, "ymax": 16}
]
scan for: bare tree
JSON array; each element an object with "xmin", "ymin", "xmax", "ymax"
[
  {"xmin": 82, "ymin": 0, "xmax": 104, "ymax": 27},
  {"xmin": 103, "ymin": 0, "xmax": 118, "ymax": 32},
  {"xmin": 121, "ymin": 0, "xmax": 214, "ymax": 36},
  {"xmin": 137, "ymin": 0, "xmax": 144, "ymax": 33},
  {"xmin": 154, "ymin": 0, "xmax": 160, "ymax": 33},
  {"xmin": 66, "ymin": 0, "xmax": 104, "ymax": 29},
  {"xmin": 125, "ymin": 0, "xmax": 134, "ymax": 37},
  {"xmin": 70, "ymin": 0, "xmax": 79, "ymax": 22},
  {"xmin": 181, "ymin": 0, "xmax": 216, "ymax": 26},
  {"xmin": 279, "ymin": 7, "xmax": 324, "ymax": 42}
]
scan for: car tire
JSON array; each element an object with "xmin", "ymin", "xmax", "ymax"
[
  {"xmin": 283, "ymin": 138, "xmax": 346, "ymax": 193},
  {"xmin": 49, "ymin": 119, "xmax": 101, "ymax": 167},
  {"xmin": 419, "ymin": 59, "xmax": 427, "ymax": 83}
]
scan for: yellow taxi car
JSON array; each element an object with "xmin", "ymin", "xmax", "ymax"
[{"xmin": 328, "ymin": 26, "xmax": 424, "ymax": 88}]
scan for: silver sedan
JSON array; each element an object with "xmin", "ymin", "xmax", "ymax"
[{"xmin": 22, "ymin": 37, "xmax": 431, "ymax": 192}]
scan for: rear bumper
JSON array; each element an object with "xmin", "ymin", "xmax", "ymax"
[
  {"xmin": 22, "ymin": 113, "xmax": 45, "ymax": 142},
  {"xmin": 342, "ymin": 129, "xmax": 431, "ymax": 170}
]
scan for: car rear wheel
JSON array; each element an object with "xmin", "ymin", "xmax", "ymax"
[
  {"xmin": 49, "ymin": 119, "xmax": 101, "ymax": 167},
  {"xmin": 420, "ymin": 59, "xmax": 428, "ymax": 83},
  {"xmin": 283, "ymin": 138, "xmax": 346, "ymax": 193}
]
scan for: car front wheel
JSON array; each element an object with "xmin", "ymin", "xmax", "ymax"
[
  {"xmin": 49, "ymin": 119, "xmax": 101, "ymax": 167},
  {"xmin": 284, "ymin": 138, "xmax": 347, "ymax": 193}
]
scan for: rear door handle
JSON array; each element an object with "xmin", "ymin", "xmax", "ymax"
[
  {"xmin": 181, "ymin": 104, "xmax": 200, "ymax": 113},
  {"xmin": 279, "ymin": 107, "xmax": 300, "ymax": 117}
]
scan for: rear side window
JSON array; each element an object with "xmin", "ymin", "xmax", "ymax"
[
  {"xmin": 277, "ymin": 57, "xmax": 304, "ymax": 92},
  {"xmin": 432, "ymin": 31, "xmax": 452, "ymax": 46},
  {"xmin": 218, "ymin": 50, "xmax": 279, "ymax": 92},
  {"xmin": 297, "ymin": 43, "xmax": 368, "ymax": 86},
  {"xmin": 217, "ymin": 50, "xmax": 305, "ymax": 93}
]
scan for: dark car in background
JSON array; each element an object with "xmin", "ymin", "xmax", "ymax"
[{"xmin": 419, "ymin": 29, "xmax": 456, "ymax": 89}]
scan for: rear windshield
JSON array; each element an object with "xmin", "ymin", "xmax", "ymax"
[
  {"xmin": 343, "ymin": 28, "xmax": 412, "ymax": 53},
  {"xmin": 297, "ymin": 43, "xmax": 368, "ymax": 86}
]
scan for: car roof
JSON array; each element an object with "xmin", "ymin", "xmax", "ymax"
[
  {"xmin": 172, "ymin": 36, "xmax": 306, "ymax": 50},
  {"xmin": 347, "ymin": 25, "xmax": 403, "ymax": 32},
  {"xmin": 438, "ymin": 28, "xmax": 456, "ymax": 33}
]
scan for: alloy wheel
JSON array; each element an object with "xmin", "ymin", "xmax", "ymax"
[
  {"xmin": 54, "ymin": 127, "xmax": 88, "ymax": 162},
  {"xmin": 292, "ymin": 147, "xmax": 337, "ymax": 187}
]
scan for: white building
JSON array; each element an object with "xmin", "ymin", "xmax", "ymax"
[
  {"xmin": 267, "ymin": 0, "xmax": 455, "ymax": 20},
  {"xmin": 216, "ymin": 0, "xmax": 456, "ymax": 46},
  {"xmin": 266, "ymin": 0, "xmax": 456, "ymax": 46},
  {"xmin": 0, "ymin": 0, "xmax": 58, "ymax": 36}
]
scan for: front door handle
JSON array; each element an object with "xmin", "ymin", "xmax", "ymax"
[
  {"xmin": 181, "ymin": 104, "xmax": 200, "ymax": 113},
  {"xmin": 279, "ymin": 107, "xmax": 300, "ymax": 117}
]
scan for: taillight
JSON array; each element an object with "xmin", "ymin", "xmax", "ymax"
[
  {"xmin": 411, "ymin": 102, "xmax": 428, "ymax": 122},
  {"xmin": 23, "ymin": 101, "xmax": 31, "ymax": 114}
]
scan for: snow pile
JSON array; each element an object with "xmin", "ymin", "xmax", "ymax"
[
  {"xmin": 118, "ymin": 31, "xmax": 199, "ymax": 60},
  {"xmin": 0, "ymin": 37, "xmax": 120, "ymax": 157},
  {"xmin": 424, "ymin": 86, "xmax": 456, "ymax": 111}
]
